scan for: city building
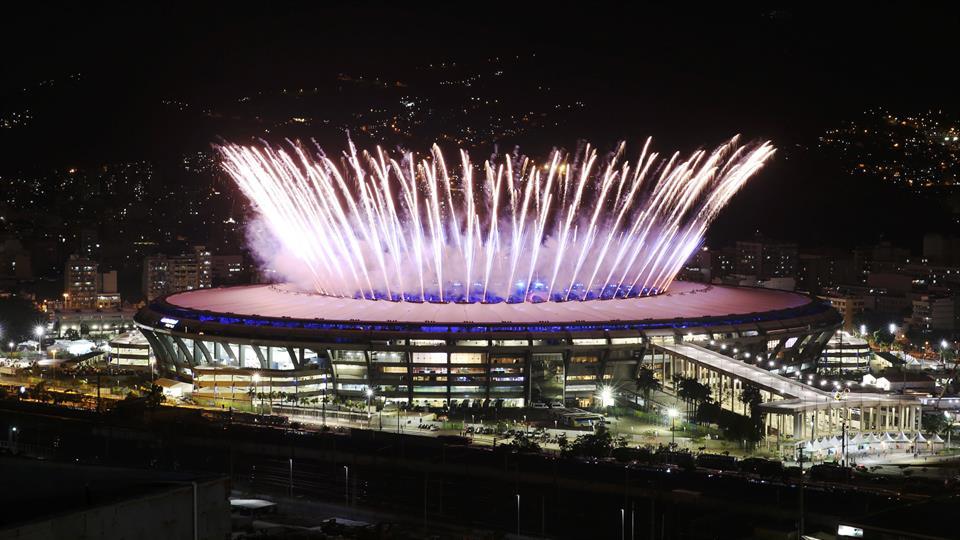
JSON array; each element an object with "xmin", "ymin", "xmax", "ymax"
[
  {"xmin": 96, "ymin": 269, "xmax": 121, "ymax": 309},
  {"xmin": 0, "ymin": 238, "xmax": 32, "ymax": 280},
  {"xmin": 210, "ymin": 254, "xmax": 246, "ymax": 286},
  {"xmin": 108, "ymin": 330, "xmax": 153, "ymax": 370},
  {"xmin": 819, "ymin": 332, "xmax": 873, "ymax": 373},
  {"xmin": 922, "ymin": 233, "xmax": 960, "ymax": 265},
  {"xmin": 64, "ymin": 254, "xmax": 98, "ymax": 309},
  {"xmin": 909, "ymin": 294, "xmax": 955, "ymax": 333},
  {"xmin": 0, "ymin": 457, "xmax": 230, "ymax": 540},
  {"xmin": 735, "ymin": 236, "xmax": 798, "ymax": 280},
  {"xmin": 135, "ymin": 281, "xmax": 841, "ymax": 408},
  {"xmin": 818, "ymin": 292, "xmax": 865, "ymax": 331},
  {"xmin": 142, "ymin": 256, "xmax": 170, "ymax": 302},
  {"xmin": 711, "ymin": 247, "xmax": 737, "ymax": 279},
  {"xmin": 142, "ymin": 246, "xmax": 213, "ymax": 301},
  {"xmin": 863, "ymin": 370, "xmax": 937, "ymax": 394},
  {"xmin": 797, "ymin": 249, "xmax": 856, "ymax": 294},
  {"xmin": 679, "ymin": 246, "xmax": 713, "ymax": 283},
  {"xmin": 53, "ymin": 308, "xmax": 138, "ymax": 340}
]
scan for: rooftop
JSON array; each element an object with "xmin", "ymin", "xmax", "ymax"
[{"xmin": 163, "ymin": 281, "xmax": 812, "ymax": 325}]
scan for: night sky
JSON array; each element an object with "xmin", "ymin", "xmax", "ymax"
[{"xmin": 3, "ymin": 4, "xmax": 959, "ymax": 249}]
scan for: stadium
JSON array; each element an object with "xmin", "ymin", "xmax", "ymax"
[
  {"xmin": 134, "ymin": 137, "xmax": 875, "ymax": 426},
  {"xmin": 134, "ymin": 281, "xmax": 842, "ymax": 409}
]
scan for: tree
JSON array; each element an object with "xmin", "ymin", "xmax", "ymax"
[
  {"xmin": 677, "ymin": 377, "xmax": 712, "ymax": 417},
  {"xmin": 503, "ymin": 431, "xmax": 542, "ymax": 454},
  {"xmin": 31, "ymin": 380, "xmax": 52, "ymax": 403},
  {"xmin": 635, "ymin": 366, "xmax": 662, "ymax": 411},
  {"xmin": 556, "ymin": 432, "xmax": 569, "ymax": 451},
  {"xmin": 922, "ymin": 412, "xmax": 951, "ymax": 434},
  {"xmin": 739, "ymin": 383, "xmax": 763, "ymax": 420},
  {"xmin": 562, "ymin": 424, "xmax": 616, "ymax": 459},
  {"xmin": 145, "ymin": 384, "xmax": 165, "ymax": 409},
  {"xmin": 0, "ymin": 296, "xmax": 44, "ymax": 342}
]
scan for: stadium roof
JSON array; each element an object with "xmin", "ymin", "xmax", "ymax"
[{"xmin": 165, "ymin": 281, "xmax": 812, "ymax": 325}]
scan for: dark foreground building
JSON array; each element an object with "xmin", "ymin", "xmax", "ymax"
[{"xmin": 0, "ymin": 457, "xmax": 230, "ymax": 540}]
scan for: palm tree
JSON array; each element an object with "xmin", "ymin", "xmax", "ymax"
[
  {"xmin": 739, "ymin": 383, "xmax": 763, "ymax": 419},
  {"xmin": 677, "ymin": 377, "xmax": 712, "ymax": 418},
  {"xmin": 635, "ymin": 366, "xmax": 662, "ymax": 411}
]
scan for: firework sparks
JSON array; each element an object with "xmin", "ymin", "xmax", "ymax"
[{"xmin": 219, "ymin": 137, "xmax": 775, "ymax": 303}]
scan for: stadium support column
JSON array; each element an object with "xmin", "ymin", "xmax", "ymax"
[
  {"xmin": 484, "ymin": 345, "xmax": 493, "ymax": 402},
  {"xmin": 286, "ymin": 346, "xmax": 301, "ymax": 369},
  {"xmin": 446, "ymin": 349, "xmax": 452, "ymax": 405},
  {"xmin": 195, "ymin": 340, "xmax": 214, "ymax": 365},
  {"xmin": 524, "ymin": 349, "xmax": 533, "ymax": 406},
  {"xmin": 222, "ymin": 342, "xmax": 239, "ymax": 366},
  {"xmin": 253, "ymin": 345, "xmax": 268, "ymax": 370},
  {"xmin": 363, "ymin": 350, "xmax": 373, "ymax": 396},
  {"xmin": 405, "ymin": 351, "xmax": 414, "ymax": 404}
]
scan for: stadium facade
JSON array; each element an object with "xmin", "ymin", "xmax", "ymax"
[{"xmin": 134, "ymin": 281, "xmax": 841, "ymax": 407}]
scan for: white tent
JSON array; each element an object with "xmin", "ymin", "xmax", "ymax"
[
  {"xmin": 868, "ymin": 433, "xmax": 881, "ymax": 444},
  {"xmin": 828, "ymin": 436, "xmax": 841, "ymax": 448},
  {"xmin": 850, "ymin": 432, "xmax": 864, "ymax": 445},
  {"xmin": 802, "ymin": 440, "xmax": 815, "ymax": 453},
  {"xmin": 881, "ymin": 432, "xmax": 894, "ymax": 443},
  {"xmin": 895, "ymin": 432, "xmax": 910, "ymax": 443},
  {"xmin": 914, "ymin": 432, "xmax": 927, "ymax": 443},
  {"xmin": 930, "ymin": 433, "xmax": 945, "ymax": 445}
]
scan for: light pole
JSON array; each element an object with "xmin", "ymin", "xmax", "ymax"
[
  {"xmin": 940, "ymin": 339, "xmax": 949, "ymax": 365},
  {"xmin": 516, "ymin": 493, "xmax": 520, "ymax": 536},
  {"xmin": 365, "ymin": 387, "xmax": 373, "ymax": 428},
  {"xmin": 620, "ymin": 508, "xmax": 627, "ymax": 540},
  {"xmin": 668, "ymin": 408, "xmax": 679, "ymax": 446},
  {"xmin": 343, "ymin": 465, "xmax": 349, "ymax": 506},
  {"xmin": 252, "ymin": 373, "xmax": 261, "ymax": 414},
  {"xmin": 34, "ymin": 325, "xmax": 44, "ymax": 351}
]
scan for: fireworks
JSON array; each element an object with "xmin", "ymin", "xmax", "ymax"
[{"xmin": 219, "ymin": 137, "xmax": 774, "ymax": 304}]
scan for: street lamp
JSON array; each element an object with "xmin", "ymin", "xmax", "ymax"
[
  {"xmin": 888, "ymin": 323, "xmax": 896, "ymax": 335},
  {"xmin": 598, "ymin": 385, "xmax": 614, "ymax": 408},
  {"xmin": 667, "ymin": 407, "xmax": 679, "ymax": 446},
  {"xmin": 365, "ymin": 387, "xmax": 374, "ymax": 426},
  {"xmin": 252, "ymin": 373, "xmax": 261, "ymax": 414}
]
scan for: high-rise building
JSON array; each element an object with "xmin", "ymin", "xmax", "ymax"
[
  {"xmin": 679, "ymin": 246, "xmax": 713, "ymax": 282},
  {"xmin": 64, "ymin": 254, "xmax": 98, "ymax": 309},
  {"xmin": 923, "ymin": 233, "xmax": 960, "ymax": 266},
  {"xmin": 142, "ymin": 246, "xmax": 213, "ymax": 301},
  {"xmin": 797, "ymin": 249, "xmax": 856, "ymax": 294},
  {"xmin": 910, "ymin": 294, "xmax": 955, "ymax": 333},
  {"xmin": 142, "ymin": 256, "xmax": 170, "ymax": 302},
  {"xmin": 0, "ymin": 238, "xmax": 31, "ymax": 280},
  {"xmin": 735, "ymin": 236, "xmax": 798, "ymax": 280},
  {"xmin": 96, "ymin": 270, "xmax": 121, "ymax": 309},
  {"xmin": 211, "ymin": 254, "xmax": 246, "ymax": 286},
  {"xmin": 78, "ymin": 227, "xmax": 101, "ymax": 260}
]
